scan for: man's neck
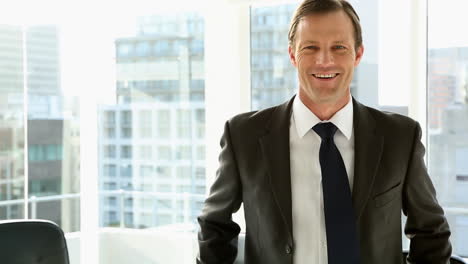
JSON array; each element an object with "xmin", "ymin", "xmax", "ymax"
[{"xmin": 299, "ymin": 92, "xmax": 351, "ymax": 121}]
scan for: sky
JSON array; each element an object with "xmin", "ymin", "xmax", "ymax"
[{"xmin": 0, "ymin": 0, "xmax": 210, "ymax": 103}]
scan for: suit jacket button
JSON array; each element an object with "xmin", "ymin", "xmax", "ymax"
[{"xmin": 285, "ymin": 245, "xmax": 292, "ymax": 254}]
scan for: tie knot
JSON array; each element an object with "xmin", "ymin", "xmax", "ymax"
[{"xmin": 313, "ymin": 122, "xmax": 338, "ymax": 140}]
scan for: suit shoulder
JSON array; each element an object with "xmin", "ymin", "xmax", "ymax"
[
  {"xmin": 365, "ymin": 105, "xmax": 419, "ymax": 132},
  {"xmin": 227, "ymin": 105, "xmax": 278, "ymax": 131}
]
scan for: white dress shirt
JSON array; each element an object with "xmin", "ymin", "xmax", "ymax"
[{"xmin": 290, "ymin": 96, "xmax": 355, "ymax": 264}]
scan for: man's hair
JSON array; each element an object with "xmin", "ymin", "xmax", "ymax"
[{"xmin": 288, "ymin": 0, "xmax": 362, "ymax": 51}]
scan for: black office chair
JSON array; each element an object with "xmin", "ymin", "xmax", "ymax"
[
  {"xmin": 0, "ymin": 219, "xmax": 70, "ymax": 264},
  {"xmin": 403, "ymin": 250, "xmax": 466, "ymax": 264}
]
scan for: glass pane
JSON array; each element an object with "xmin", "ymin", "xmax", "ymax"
[
  {"xmin": 250, "ymin": 3, "xmax": 298, "ymax": 110},
  {"xmin": 249, "ymin": 0, "xmax": 414, "ymax": 254},
  {"xmin": 28, "ymin": 197, "xmax": 80, "ymax": 232},
  {"xmin": 97, "ymin": 11, "xmax": 206, "ymax": 233},
  {"xmin": 26, "ymin": 25, "xmax": 81, "ymax": 233},
  {"xmin": 0, "ymin": 24, "xmax": 26, "ymax": 220},
  {"xmin": 250, "ymin": 0, "xmax": 408, "ymax": 114},
  {"xmin": 428, "ymin": 0, "xmax": 468, "ymax": 257}
]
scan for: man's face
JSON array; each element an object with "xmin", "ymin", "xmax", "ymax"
[{"xmin": 288, "ymin": 10, "xmax": 363, "ymax": 105}]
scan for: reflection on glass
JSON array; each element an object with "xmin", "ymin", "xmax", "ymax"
[{"xmin": 98, "ymin": 12, "xmax": 206, "ymax": 230}]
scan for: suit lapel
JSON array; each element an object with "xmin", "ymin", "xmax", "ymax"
[
  {"xmin": 257, "ymin": 97, "xmax": 383, "ymax": 235},
  {"xmin": 352, "ymin": 99, "xmax": 384, "ymax": 221},
  {"xmin": 259, "ymin": 97, "xmax": 295, "ymax": 237}
]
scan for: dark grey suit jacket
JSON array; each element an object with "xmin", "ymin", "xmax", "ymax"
[{"xmin": 197, "ymin": 97, "xmax": 451, "ymax": 264}]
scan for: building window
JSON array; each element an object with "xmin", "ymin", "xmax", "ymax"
[
  {"xmin": 121, "ymin": 127, "xmax": 132, "ymax": 139},
  {"xmin": 124, "ymin": 212, "xmax": 134, "ymax": 227},
  {"xmin": 105, "ymin": 127, "xmax": 115, "ymax": 138},
  {"xmin": 157, "ymin": 145, "xmax": 171, "ymax": 160},
  {"xmin": 196, "ymin": 146, "xmax": 205, "ymax": 160},
  {"xmin": 121, "ymin": 145, "xmax": 132, "ymax": 159},
  {"xmin": 104, "ymin": 145, "xmax": 116, "ymax": 158},
  {"xmin": 156, "ymin": 166, "xmax": 171, "ymax": 179},
  {"xmin": 120, "ymin": 164, "xmax": 132, "ymax": 177},
  {"xmin": 121, "ymin": 110, "xmax": 132, "ymax": 125},
  {"xmin": 104, "ymin": 111, "xmax": 116, "ymax": 124},
  {"xmin": 103, "ymin": 164, "xmax": 117, "ymax": 177},
  {"xmin": 140, "ymin": 165, "xmax": 153, "ymax": 178},
  {"xmin": 176, "ymin": 145, "xmax": 191, "ymax": 160},
  {"xmin": 138, "ymin": 110, "xmax": 152, "ymax": 138},
  {"xmin": 195, "ymin": 167, "xmax": 205, "ymax": 180},
  {"xmin": 157, "ymin": 110, "xmax": 171, "ymax": 138},
  {"xmin": 125, "ymin": 198, "xmax": 133, "ymax": 207},
  {"xmin": 106, "ymin": 196, "xmax": 117, "ymax": 206},
  {"xmin": 177, "ymin": 109, "xmax": 191, "ymax": 138},
  {"xmin": 176, "ymin": 166, "xmax": 191, "ymax": 180},
  {"xmin": 136, "ymin": 41, "xmax": 150, "ymax": 57},
  {"xmin": 139, "ymin": 145, "xmax": 152, "ymax": 160},
  {"xmin": 117, "ymin": 43, "xmax": 133, "ymax": 57},
  {"xmin": 103, "ymin": 182, "xmax": 117, "ymax": 190}
]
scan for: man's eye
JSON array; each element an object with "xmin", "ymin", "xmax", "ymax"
[
  {"xmin": 305, "ymin": 46, "xmax": 318, "ymax": 50},
  {"xmin": 333, "ymin": 45, "xmax": 346, "ymax": 50}
]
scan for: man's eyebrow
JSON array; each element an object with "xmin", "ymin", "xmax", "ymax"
[
  {"xmin": 302, "ymin": 40, "xmax": 319, "ymax": 44},
  {"xmin": 300, "ymin": 40, "xmax": 349, "ymax": 45},
  {"xmin": 332, "ymin": 40, "xmax": 348, "ymax": 44}
]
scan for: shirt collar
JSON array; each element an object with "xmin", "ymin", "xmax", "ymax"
[{"xmin": 293, "ymin": 95, "xmax": 354, "ymax": 140}]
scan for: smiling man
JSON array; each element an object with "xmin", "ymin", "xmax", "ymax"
[{"xmin": 197, "ymin": 0, "xmax": 452, "ymax": 264}]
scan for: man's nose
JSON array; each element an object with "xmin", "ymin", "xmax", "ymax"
[{"xmin": 316, "ymin": 50, "xmax": 334, "ymax": 66}]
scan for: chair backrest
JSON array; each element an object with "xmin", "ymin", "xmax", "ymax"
[
  {"xmin": 0, "ymin": 219, "xmax": 70, "ymax": 264},
  {"xmin": 403, "ymin": 250, "xmax": 466, "ymax": 264}
]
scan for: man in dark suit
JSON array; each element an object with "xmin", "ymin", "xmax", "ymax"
[{"xmin": 197, "ymin": 0, "xmax": 452, "ymax": 263}]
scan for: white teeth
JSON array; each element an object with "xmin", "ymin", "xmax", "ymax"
[{"xmin": 313, "ymin": 73, "xmax": 337, "ymax": 78}]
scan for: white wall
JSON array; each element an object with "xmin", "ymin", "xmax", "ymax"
[{"xmin": 67, "ymin": 228, "xmax": 199, "ymax": 264}]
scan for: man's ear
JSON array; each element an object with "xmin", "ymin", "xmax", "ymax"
[
  {"xmin": 288, "ymin": 45, "xmax": 297, "ymax": 67},
  {"xmin": 354, "ymin": 45, "xmax": 364, "ymax": 67}
]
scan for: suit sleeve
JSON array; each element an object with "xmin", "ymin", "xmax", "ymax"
[
  {"xmin": 402, "ymin": 122, "xmax": 452, "ymax": 263},
  {"xmin": 197, "ymin": 120, "xmax": 243, "ymax": 264}
]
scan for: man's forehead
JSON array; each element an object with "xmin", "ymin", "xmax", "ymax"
[
  {"xmin": 295, "ymin": 27, "xmax": 354, "ymax": 43},
  {"xmin": 295, "ymin": 12, "xmax": 355, "ymax": 40},
  {"xmin": 297, "ymin": 10, "xmax": 352, "ymax": 27}
]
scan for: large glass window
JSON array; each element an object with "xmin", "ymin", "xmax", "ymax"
[
  {"xmin": 250, "ymin": 0, "xmax": 388, "ymax": 111},
  {"xmin": 2, "ymin": 2, "xmax": 206, "ymax": 263},
  {"xmin": 428, "ymin": 0, "xmax": 468, "ymax": 256},
  {"xmin": 0, "ymin": 23, "xmax": 80, "ymax": 232},
  {"xmin": 97, "ymin": 10, "xmax": 206, "ymax": 251},
  {"xmin": 6, "ymin": 0, "xmax": 468, "ymax": 262},
  {"xmin": 249, "ymin": 0, "xmax": 466, "ymax": 258}
]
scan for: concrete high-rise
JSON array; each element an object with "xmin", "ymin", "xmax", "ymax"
[{"xmin": 98, "ymin": 13, "xmax": 206, "ymax": 228}]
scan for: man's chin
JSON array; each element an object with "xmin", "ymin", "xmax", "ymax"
[{"xmin": 303, "ymin": 90, "xmax": 349, "ymax": 105}]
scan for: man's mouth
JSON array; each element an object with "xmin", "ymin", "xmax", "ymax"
[{"xmin": 312, "ymin": 73, "xmax": 339, "ymax": 79}]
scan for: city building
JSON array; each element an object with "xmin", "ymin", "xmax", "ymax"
[
  {"xmin": 98, "ymin": 13, "xmax": 206, "ymax": 228},
  {"xmin": 0, "ymin": 24, "xmax": 80, "ymax": 232}
]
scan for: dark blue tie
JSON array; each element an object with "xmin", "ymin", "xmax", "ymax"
[{"xmin": 313, "ymin": 122, "xmax": 360, "ymax": 264}]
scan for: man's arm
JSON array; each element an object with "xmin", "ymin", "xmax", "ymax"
[
  {"xmin": 403, "ymin": 122, "xmax": 452, "ymax": 263},
  {"xmin": 197, "ymin": 121, "xmax": 242, "ymax": 264}
]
